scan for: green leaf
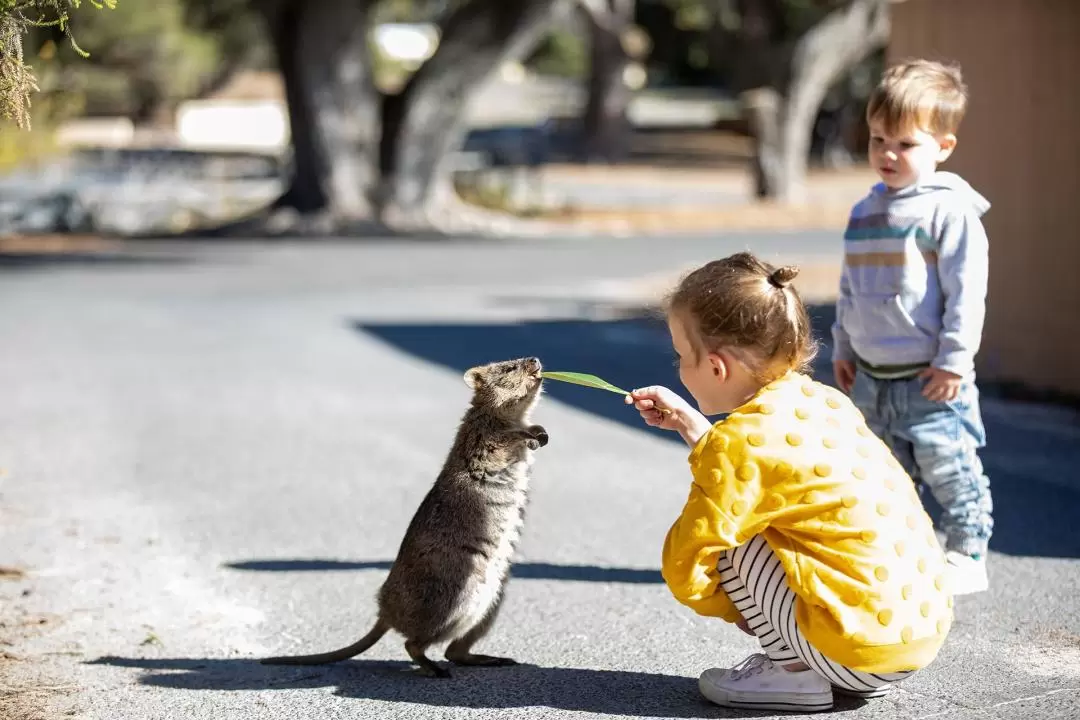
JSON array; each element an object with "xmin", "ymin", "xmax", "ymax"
[{"xmin": 541, "ymin": 371, "xmax": 629, "ymax": 396}]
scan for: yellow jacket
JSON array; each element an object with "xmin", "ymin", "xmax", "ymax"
[{"xmin": 661, "ymin": 372, "xmax": 952, "ymax": 673}]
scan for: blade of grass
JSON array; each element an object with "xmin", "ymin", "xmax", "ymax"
[
  {"xmin": 541, "ymin": 371, "xmax": 671, "ymax": 414},
  {"xmin": 540, "ymin": 371, "xmax": 628, "ymax": 395}
]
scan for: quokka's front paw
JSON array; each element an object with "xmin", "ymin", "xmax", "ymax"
[{"xmin": 527, "ymin": 424, "xmax": 549, "ymax": 448}]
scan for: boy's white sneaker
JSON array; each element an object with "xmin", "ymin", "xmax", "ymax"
[
  {"xmin": 945, "ymin": 551, "xmax": 988, "ymax": 595},
  {"xmin": 698, "ymin": 653, "xmax": 833, "ymax": 712}
]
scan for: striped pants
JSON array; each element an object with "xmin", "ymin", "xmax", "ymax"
[{"xmin": 719, "ymin": 535, "xmax": 914, "ymax": 697}]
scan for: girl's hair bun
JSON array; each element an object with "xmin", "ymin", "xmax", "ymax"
[{"xmin": 768, "ymin": 265, "xmax": 799, "ymax": 289}]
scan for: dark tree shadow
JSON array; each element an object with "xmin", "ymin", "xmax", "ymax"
[
  {"xmin": 0, "ymin": 250, "xmax": 195, "ymax": 272},
  {"xmin": 85, "ymin": 655, "xmax": 869, "ymax": 717},
  {"xmin": 224, "ymin": 559, "xmax": 663, "ymax": 584},
  {"xmin": 351, "ymin": 302, "xmax": 1080, "ymax": 560},
  {"xmin": 353, "ymin": 311, "xmax": 683, "ymax": 442}
]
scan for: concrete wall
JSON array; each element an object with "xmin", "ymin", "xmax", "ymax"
[{"xmin": 889, "ymin": 0, "xmax": 1080, "ymax": 400}]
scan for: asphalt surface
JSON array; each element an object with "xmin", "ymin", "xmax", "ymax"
[{"xmin": 1, "ymin": 232, "xmax": 1079, "ymax": 720}]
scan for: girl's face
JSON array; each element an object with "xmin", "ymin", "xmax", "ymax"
[
  {"xmin": 669, "ymin": 312, "xmax": 774, "ymax": 416},
  {"xmin": 668, "ymin": 312, "xmax": 728, "ymax": 416}
]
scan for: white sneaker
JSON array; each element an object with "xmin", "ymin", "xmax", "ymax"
[
  {"xmin": 945, "ymin": 551, "xmax": 988, "ymax": 595},
  {"xmin": 698, "ymin": 653, "xmax": 833, "ymax": 712}
]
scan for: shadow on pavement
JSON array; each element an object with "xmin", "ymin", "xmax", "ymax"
[
  {"xmin": 225, "ymin": 559, "xmax": 663, "ymax": 584},
  {"xmin": 351, "ymin": 303, "xmax": 1080, "ymax": 561},
  {"xmin": 352, "ymin": 313, "xmax": 683, "ymax": 443},
  {"xmin": 86, "ymin": 655, "xmax": 868, "ymax": 717},
  {"xmin": 0, "ymin": 250, "xmax": 195, "ymax": 271}
]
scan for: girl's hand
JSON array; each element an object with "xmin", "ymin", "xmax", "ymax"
[
  {"xmin": 735, "ymin": 615, "xmax": 755, "ymax": 636},
  {"xmin": 625, "ymin": 386, "xmax": 714, "ymax": 447},
  {"xmin": 624, "ymin": 385, "xmax": 686, "ymax": 430}
]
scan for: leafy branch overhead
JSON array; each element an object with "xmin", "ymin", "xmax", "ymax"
[{"xmin": 0, "ymin": 0, "xmax": 116, "ymax": 129}]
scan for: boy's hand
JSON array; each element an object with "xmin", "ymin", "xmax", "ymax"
[
  {"xmin": 735, "ymin": 615, "xmax": 755, "ymax": 636},
  {"xmin": 833, "ymin": 359, "xmax": 856, "ymax": 393},
  {"xmin": 919, "ymin": 367, "xmax": 963, "ymax": 402},
  {"xmin": 625, "ymin": 386, "xmax": 713, "ymax": 447}
]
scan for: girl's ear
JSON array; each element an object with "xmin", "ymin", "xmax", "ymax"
[{"xmin": 707, "ymin": 352, "xmax": 730, "ymax": 381}]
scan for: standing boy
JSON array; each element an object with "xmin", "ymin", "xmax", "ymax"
[{"xmin": 832, "ymin": 59, "xmax": 993, "ymax": 595}]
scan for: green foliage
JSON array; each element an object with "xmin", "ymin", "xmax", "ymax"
[
  {"xmin": 1, "ymin": 0, "xmax": 115, "ymax": 129},
  {"xmin": 370, "ymin": 0, "xmax": 461, "ymax": 24},
  {"xmin": 643, "ymin": 0, "xmax": 853, "ymax": 88},
  {"xmin": 180, "ymin": 0, "xmax": 272, "ymax": 73},
  {"xmin": 664, "ymin": 0, "xmax": 718, "ymax": 31},
  {"xmin": 0, "ymin": 38, "xmax": 90, "ymax": 172},
  {"xmin": 0, "ymin": 13, "xmax": 35, "ymax": 129},
  {"xmin": 0, "ymin": 96, "xmax": 69, "ymax": 172},
  {"xmin": 26, "ymin": 0, "xmax": 235, "ymax": 119},
  {"xmin": 659, "ymin": 0, "xmax": 841, "ymax": 38},
  {"xmin": 527, "ymin": 29, "xmax": 587, "ymax": 79},
  {"xmin": 4, "ymin": 0, "xmax": 273, "ymax": 128}
]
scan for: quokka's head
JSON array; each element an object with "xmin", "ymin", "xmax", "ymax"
[{"xmin": 463, "ymin": 356, "xmax": 543, "ymax": 416}]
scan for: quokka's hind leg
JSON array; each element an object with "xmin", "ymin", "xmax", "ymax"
[
  {"xmin": 405, "ymin": 640, "xmax": 451, "ymax": 678},
  {"xmin": 444, "ymin": 600, "xmax": 517, "ymax": 667}
]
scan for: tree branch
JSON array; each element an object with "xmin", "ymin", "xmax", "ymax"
[
  {"xmin": 738, "ymin": 0, "xmax": 891, "ymax": 201},
  {"xmin": 382, "ymin": 0, "xmax": 560, "ymax": 223}
]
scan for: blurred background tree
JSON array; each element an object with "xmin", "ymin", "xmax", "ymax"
[
  {"xmin": 634, "ymin": 0, "xmax": 888, "ymax": 200},
  {"xmin": 179, "ymin": 0, "xmax": 273, "ymax": 99},
  {"xmin": 1, "ymin": 0, "xmax": 890, "ymax": 233}
]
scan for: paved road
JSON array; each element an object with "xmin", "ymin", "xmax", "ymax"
[{"xmin": 2, "ymin": 233, "xmax": 1079, "ymax": 720}]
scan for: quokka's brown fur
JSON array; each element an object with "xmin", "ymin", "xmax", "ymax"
[{"xmin": 260, "ymin": 356, "xmax": 549, "ymax": 678}]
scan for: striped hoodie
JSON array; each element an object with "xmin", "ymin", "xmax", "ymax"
[{"xmin": 831, "ymin": 171, "xmax": 991, "ymax": 378}]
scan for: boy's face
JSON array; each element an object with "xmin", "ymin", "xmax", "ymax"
[{"xmin": 868, "ymin": 119, "xmax": 957, "ymax": 189}]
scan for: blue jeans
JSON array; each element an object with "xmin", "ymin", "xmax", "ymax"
[{"xmin": 850, "ymin": 369, "xmax": 993, "ymax": 556}]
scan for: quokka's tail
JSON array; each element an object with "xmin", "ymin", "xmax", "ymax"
[{"xmin": 260, "ymin": 619, "xmax": 390, "ymax": 666}]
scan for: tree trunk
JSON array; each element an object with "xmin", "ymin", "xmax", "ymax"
[
  {"xmin": 261, "ymin": 0, "xmax": 380, "ymax": 219},
  {"xmin": 736, "ymin": 0, "xmax": 890, "ymax": 203},
  {"xmin": 379, "ymin": 0, "xmax": 560, "ymax": 228},
  {"xmin": 742, "ymin": 87, "xmax": 785, "ymax": 198},
  {"xmin": 732, "ymin": 0, "xmax": 791, "ymax": 198},
  {"xmin": 580, "ymin": 0, "xmax": 635, "ymax": 163},
  {"xmin": 777, "ymin": 0, "xmax": 890, "ymax": 202}
]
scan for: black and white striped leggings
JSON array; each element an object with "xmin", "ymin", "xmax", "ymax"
[{"xmin": 719, "ymin": 534, "xmax": 914, "ymax": 697}]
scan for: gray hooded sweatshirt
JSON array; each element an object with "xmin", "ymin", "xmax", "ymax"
[{"xmin": 831, "ymin": 171, "xmax": 991, "ymax": 378}]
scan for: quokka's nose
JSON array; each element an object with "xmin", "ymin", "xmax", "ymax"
[{"xmin": 526, "ymin": 357, "xmax": 542, "ymax": 373}]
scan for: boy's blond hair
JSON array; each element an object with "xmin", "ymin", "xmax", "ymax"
[{"xmin": 867, "ymin": 59, "xmax": 968, "ymax": 137}]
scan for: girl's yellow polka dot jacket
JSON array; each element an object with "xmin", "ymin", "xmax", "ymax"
[{"xmin": 661, "ymin": 372, "xmax": 953, "ymax": 674}]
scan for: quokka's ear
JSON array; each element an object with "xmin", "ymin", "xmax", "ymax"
[{"xmin": 463, "ymin": 367, "xmax": 485, "ymax": 389}]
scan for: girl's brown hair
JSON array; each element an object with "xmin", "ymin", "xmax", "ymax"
[{"xmin": 666, "ymin": 252, "xmax": 817, "ymax": 381}]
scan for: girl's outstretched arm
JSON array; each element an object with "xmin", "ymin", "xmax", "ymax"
[{"xmin": 625, "ymin": 386, "xmax": 714, "ymax": 448}]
